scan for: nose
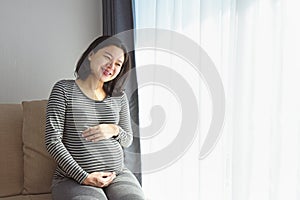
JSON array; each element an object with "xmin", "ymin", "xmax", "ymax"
[{"xmin": 106, "ymin": 61, "xmax": 114, "ymax": 69}]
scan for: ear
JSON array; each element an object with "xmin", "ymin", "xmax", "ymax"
[{"xmin": 88, "ymin": 51, "xmax": 95, "ymax": 61}]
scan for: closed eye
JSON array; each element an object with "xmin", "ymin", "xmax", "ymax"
[
  {"xmin": 103, "ymin": 55, "xmax": 111, "ymax": 60},
  {"xmin": 116, "ymin": 62, "xmax": 122, "ymax": 67}
]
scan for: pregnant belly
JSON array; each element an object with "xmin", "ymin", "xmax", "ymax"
[{"xmin": 68, "ymin": 138, "xmax": 124, "ymax": 173}]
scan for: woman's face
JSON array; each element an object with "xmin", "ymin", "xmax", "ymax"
[{"xmin": 88, "ymin": 45, "xmax": 125, "ymax": 83}]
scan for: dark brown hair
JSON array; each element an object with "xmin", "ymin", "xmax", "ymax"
[{"xmin": 75, "ymin": 35, "xmax": 131, "ymax": 96}]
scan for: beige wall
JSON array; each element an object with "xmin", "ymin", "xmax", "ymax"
[{"xmin": 0, "ymin": 0, "xmax": 102, "ymax": 103}]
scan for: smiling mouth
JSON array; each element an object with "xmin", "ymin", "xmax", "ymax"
[{"xmin": 103, "ymin": 69, "xmax": 112, "ymax": 76}]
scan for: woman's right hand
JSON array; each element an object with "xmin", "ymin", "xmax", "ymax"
[{"xmin": 82, "ymin": 172, "xmax": 116, "ymax": 188}]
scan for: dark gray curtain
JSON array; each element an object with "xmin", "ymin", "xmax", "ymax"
[{"xmin": 102, "ymin": 0, "xmax": 142, "ymax": 185}]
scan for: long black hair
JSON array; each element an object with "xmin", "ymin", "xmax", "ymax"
[{"xmin": 74, "ymin": 36, "xmax": 131, "ymax": 96}]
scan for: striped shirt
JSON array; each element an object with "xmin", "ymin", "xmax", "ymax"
[{"xmin": 45, "ymin": 80, "xmax": 133, "ymax": 184}]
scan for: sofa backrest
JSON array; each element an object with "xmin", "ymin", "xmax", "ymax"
[
  {"xmin": 0, "ymin": 100, "xmax": 57, "ymax": 198},
  {"xmin": 22, "ymin": 100, "xmax": 56, "ymax": 194},
  {"xmin": 0, "ymin": 104, "xmax": 24, "ymax": 197}
]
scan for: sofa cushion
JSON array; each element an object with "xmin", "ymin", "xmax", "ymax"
[
  {"xmin": 29, "ymin": 194, "xmax": 53, "ymax": 200},
  {"xmin": 0, "ymin": 104, "xmax": 24, "ymax": 197},
  {"xmin": 22, "ymin": 100, "xmax": 56, "ymax": 194},
  {"xmin": 0, "ymin": 194, "xmax": 52, "ymax": 200},
  {"xmin": 0, "ymin": 195, "xmax": 30, "ymax": 200}
]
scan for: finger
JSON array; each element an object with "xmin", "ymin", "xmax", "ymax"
[
  {"xmin": 100, "ymin": 171, "xmax": 114, "ymax": 177},
  {"xmin": 82, "ymin": 127, "xmax": 101, "ymax": 140},
  {"xmin": 85, "ymin": 134, "xmax": 103, "ymax": 142},
  {"xmin": 102, "ymin": 176, "xmax": 115, "ymax": 187},
  {"xmin": 97, "ymin": 172, "xmax": 116, "ymax": 187},
  {"xmin": 82, "ymin": 129, "xmax": 92, "ymax": 138},
  {"xmin": 97, "ymin": 180, "xmax": 106, "ymax": 188},
  {"xmin": 82, "ymin": 126, "xmax": 99, "ymax": 136},
  {"xmin": 94, "ymin": 134, "xmax": 108, "ymax": 142},
  {"xmin": 89, "ymin": 134, "xmax": 110, "ymax": 142},
  {"xmin": 109, "ymin": 172, "xmax": 116, "ymax": 179},
  {"xmin": 96, "ymin": 178, "xmax": 112, "ymax": 188},
  {"xmin": 89, "ymin": 134, "xmax": 97, "ymax": 140},
  {"xmin": 106, "ymin": 173, "xmax": 116, "ymax": 182}
]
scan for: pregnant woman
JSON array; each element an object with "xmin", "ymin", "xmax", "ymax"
[{"xmin": 45, "ymin": 36, "xmax": 145, "ymax": 200}]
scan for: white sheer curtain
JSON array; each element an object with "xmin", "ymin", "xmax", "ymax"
[{"xmin": 133, "ymin": 0, "xmax": 300, "ymax": 199}]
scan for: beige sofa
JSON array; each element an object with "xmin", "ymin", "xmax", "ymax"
[{"xmin": 0, "ymin": 100, "xmax": 56, "ymax": 200}]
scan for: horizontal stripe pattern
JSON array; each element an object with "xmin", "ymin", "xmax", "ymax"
[{"xmin": 45, "ymin": 80, "xmax": 133, "ymax": 183}]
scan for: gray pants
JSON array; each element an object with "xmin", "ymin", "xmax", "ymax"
[{"xmin": 52, "ymin": 168, "xmax": 145, "ymax": 200}]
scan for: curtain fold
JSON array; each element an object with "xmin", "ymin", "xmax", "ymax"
[
  {"xmin": 102, "ymin": 0, "xmax": 142, "ymax": 184},
  {"xmin": 133, "ymin": 0, "xmax": 300, "ymax": 199}
]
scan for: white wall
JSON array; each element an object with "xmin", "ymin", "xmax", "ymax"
[{"xmin": 0, "ymin": 0, "xmax": 102, "ymax": 103}]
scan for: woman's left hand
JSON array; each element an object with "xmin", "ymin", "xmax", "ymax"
[{"xmin": 82, "ymin": 124, "xmax": 119, "ymax": 142}]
